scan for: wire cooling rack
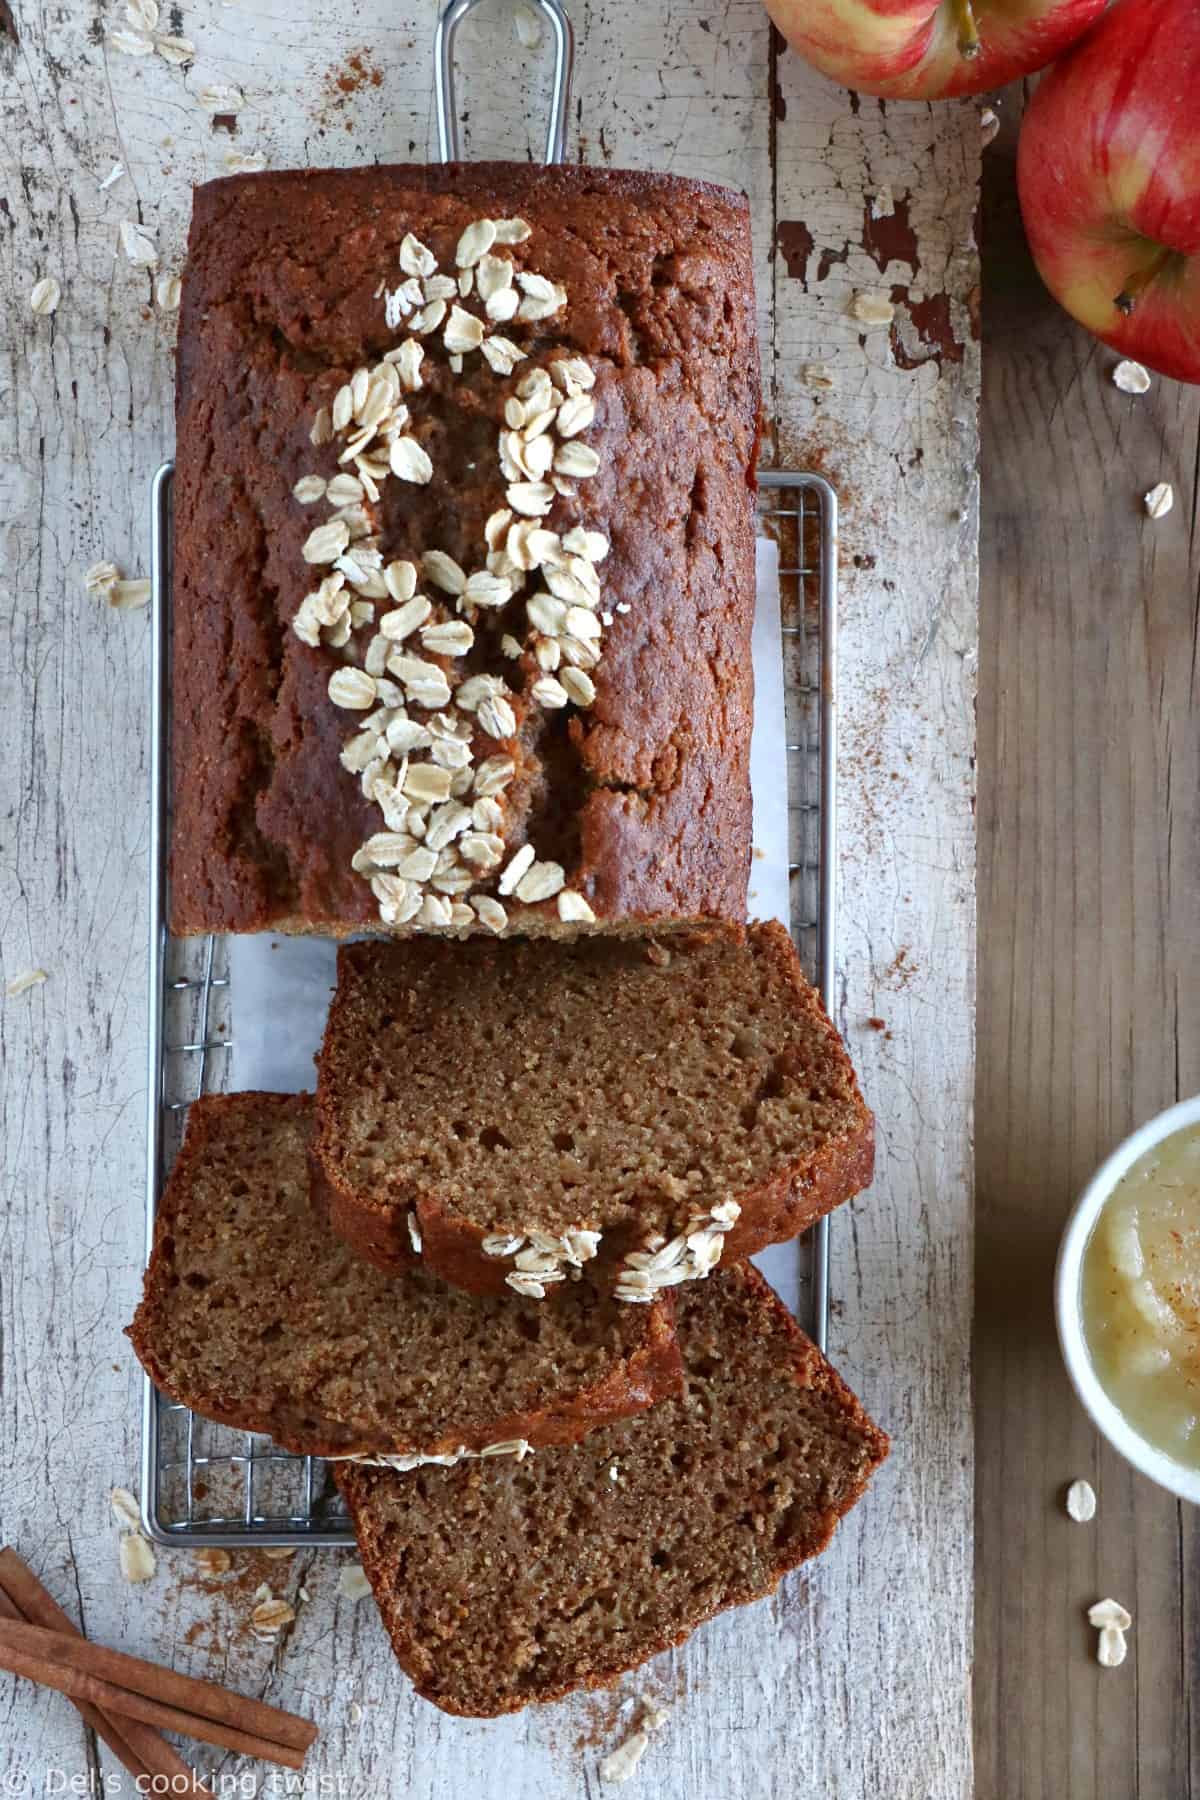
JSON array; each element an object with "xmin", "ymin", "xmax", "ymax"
[
  {"xmin": 139, "ymin": 0, "xmax": 837, "ymax": 1552},
  {"xmin": 139, "ymin": 467, "xmax": 837, "ymax": 1547}
]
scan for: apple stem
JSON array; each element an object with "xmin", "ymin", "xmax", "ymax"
[
  {"xmin": 1114, "ymin": 250, "xmax": 1171, "ymax": 316},
  {"xmin": 952, "ymin": 0, "xmax": 982, "ymax": 59}
]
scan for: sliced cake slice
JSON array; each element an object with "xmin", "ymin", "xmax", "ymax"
[
  {"xmin": 313, "ymin": 920, "xmax": 874, "ymax": 1297},
  {"xmin": 127, "ymin": 1092, "xmax": 681, "ymax": 1459},
  {"xmin": 336, "ymin": 1260, "xmax": 888, "ymax": 1715}
]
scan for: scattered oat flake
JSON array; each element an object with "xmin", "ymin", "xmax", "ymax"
[
  {"xmin": 1066, "ymin": 1478, "xmax": 1096, "ymax": 1522},
  {"xmin": 5, "ymin": 969, "xmax": 48, "ymax": 998},
  {"xmin": 513, "ymin": 2, "xmax": 542, "ymax": 47},
  {"xmin": 600, "ymin": 1728, "xmax": 650, "ymax": 1784},
  {"xmin": 30, "ymin": 277, "xmax": 61, "ymax": 317},
  {"xmin": 980, "ymin": 107, "xmax": 1000, "ymax": 147},
  {"xmin": 348, "ymin": 1701, "xmax": 363, "ymax": 1724},
  {"xmin": 109, "ymin": 26, "xmax": 155, "ymax": 56},
  {"xmin": 800, "ymin": 362, "xmax": 833, "ymax": 390},
  {"xmin": 119, "ymin": 220, "xmax": 158, "ymax": 269},
  {"xmin": 224, "ymin": 150, "xmax": 266, "ymax": 173},
  {"xmin": 195, "ymin": 81, "xmax": 244, "ymax": 113},
  {"xmin": 848, "ymin": 290, "xmax": 894, "ymax": 327},
  {"xmin": 119, "ymin": 1534, "xmax": 156, "ymax": 1584},
  {"xmin": 154, "ymin": 272, "xmax": 182, "ymax": 311},
  {"xmin": 110, "ymin": 1486, "xmax": 141, "ymax": 1530},
  {"xmin": 1143, "ymin": 481, "xmax": 1173, "ymax": 519},
  {"xmin": 262, "ymin": 1545, "xmax": 296, "ymax": 1560},
  {"xmin": 339, "ymin": 1564, "xmax": 372, "ymax": 1602},
  {"xmin": 126, "ymin": 0, "xmax": 159, "ymax": 28},
  {"xmin": 100, "ymin": 162, "xmax": 125, "ymax": 191},
  {"xmin": 155, "ymin": 34, "xmax": 196, "ymax": 65},
  {"xmin": 193, "ymin": 1547, "xmax": 231, "ymax": 1576},
  {"xmin": 109, "ymin": 578, "xmax": 152, "ymax": 611},
  {"xmin": 252, "ymin": 1583, "xmax": 272, "ymax": 1604},
  {"xmin": 640, "ymin": 1700, "xmax": 671, "ymax": 1732},
  {"xmin": 84, "ymin": 560, "xmax": 121, "ymax": 594},
  {"xmin": 251, "ymin": 1598, "xmax": 296, "ymax": 1635},
  {"xmin": 1113, "ymin": 359, "xmax": 1150, "ymax": 395}
]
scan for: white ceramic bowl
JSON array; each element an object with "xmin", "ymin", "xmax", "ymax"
[{"xmin": 1055, "ymin": 1093, "xmax": 1200, "ymax": 1504}]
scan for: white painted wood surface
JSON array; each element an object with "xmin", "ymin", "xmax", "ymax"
[{"xmin": 0, "ymin": 2, "xmax": 978, "ymax": 1794}]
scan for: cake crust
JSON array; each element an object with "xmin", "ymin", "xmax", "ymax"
[{"xmin": 170, "ymin": 163, "xmax": 761, "ymax": 937}]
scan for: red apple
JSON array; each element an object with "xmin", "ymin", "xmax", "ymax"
[
  {"xmin": 763, "ymin": 0, "xmax": 1106, "ymax": 100},
  {"xmin": 1018, "ymin": 0, "xmax": 1200, "ymax": 384}
]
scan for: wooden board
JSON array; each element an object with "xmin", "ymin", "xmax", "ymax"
[
  {"xmin": 0, "ymin": 2, "xmax": 978, "ymax": 1793},
  {"xmin": 975, "ymin": 93, "xmax": 1200, "ymax": 1800}
]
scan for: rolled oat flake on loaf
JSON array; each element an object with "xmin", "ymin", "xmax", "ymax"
[{"xmin": 168, "ymin": 164, "xmax": 760, "ymax": 939}]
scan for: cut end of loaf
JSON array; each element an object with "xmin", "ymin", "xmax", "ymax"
[
  {"xmin": 127, "ymin": 1092, "xmax": 681, "ymax": 1457},
  {"xmin": 314, "ymin": 921, "xmax": 874, "ymax": 1287},
  {"xmin": 337, "ymin": 1261, "xmax": 888, "ymax": 1715}
]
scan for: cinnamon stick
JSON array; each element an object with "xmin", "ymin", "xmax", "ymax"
[
  {"xmin": 0, "ymin": 1551, "xmax": 212, "ymax": 1798},
  {"xmin": 0, "ymin": 1627, "xmax": 309, "ymax": 1770},
  {"xmin": 0, "ymin": 1614, "xmax": 317, "ymax": 1757},
  {"xmin": 0, "ymin": 1582, "xmax": 150, "ymax": 1787}
]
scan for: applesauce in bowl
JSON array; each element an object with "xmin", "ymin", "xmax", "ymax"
[
  {"xmin": 1056, "ymin": 1095, "xmax": 1200, "ymax": 1502},
  {"xmin": 1081, "ymin": 1127, "xmax": 1200, "ymax": 1469}
]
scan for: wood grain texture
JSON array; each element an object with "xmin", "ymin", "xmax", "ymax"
[
  {"xmin": 975, "ymin": 92, "xmax": 1200, "ymax": 1800},
  {"xmin": 0, "ymin": 2, "xmax": 978, "ymax": 1794}
]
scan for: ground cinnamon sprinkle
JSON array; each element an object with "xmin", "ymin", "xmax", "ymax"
[
  {"xmin": 334, "ymin": 50, "xmax": 384, "ymax": 94},
  {"xmin": 569, "ymin": 1691, "xmax": 628, "ymax": 1755},
  {"xmin": 175, "ymin": 1549, "xmax": 306, "ymax": 1655},
  {"xmin": 565, "ymin": 1670, "xmax": 686, "ymax": 1756},
  {"xmin": 311, "ymin": 51, "xmax": 386, "ymax": 136},
  {"xmin": 884, "ymin": 945, "xmax": 917, "ymax": 988}
]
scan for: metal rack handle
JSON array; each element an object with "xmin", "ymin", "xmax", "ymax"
[{"xmin": 434, "ymin": 0, "xmax": 575, "ymax": 165}]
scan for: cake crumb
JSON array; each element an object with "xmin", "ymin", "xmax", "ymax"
[
  {"xmin": 600, "ymin": 1728, "xmax": 649, "ymax": 1784},
  {"xmin": 599, "ymin": 1697, "xmax": 671, "ymax": 1783}
]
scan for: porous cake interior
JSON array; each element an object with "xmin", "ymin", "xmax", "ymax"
[
  {"xmin": 131, "ymin": 1093, "xmax": 668, "ymax": 1453},
  {"xmin": 339, "ymin": 1264, "xmax": 887, "ymax": 1715},
  {"xmin": 321, "ymin": 922, "xmax": 865, "ymax": 1236}
]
